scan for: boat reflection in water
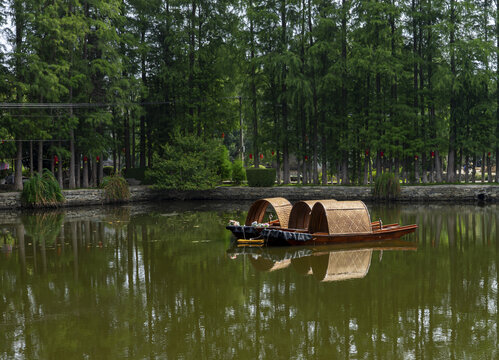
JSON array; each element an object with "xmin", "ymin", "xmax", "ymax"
[{"xmin": 228, "ymin": 240, "xmax": 417, "ymax": 282}]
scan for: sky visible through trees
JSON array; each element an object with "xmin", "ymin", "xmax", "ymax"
[{"xmin": 0, "ymin": 0, "xmax": 498, "ymax": 189}]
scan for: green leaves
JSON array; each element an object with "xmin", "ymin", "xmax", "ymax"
[
  {"xmin": 146, "ymin": 133, "xmax": 230, "ymax": 191},
  {"xmin": 21, "ymin": 170, "xmax": 65, "ymax": 208}
]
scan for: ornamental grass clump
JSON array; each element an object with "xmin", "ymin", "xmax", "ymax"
[
  {"xmin": 373, "ymin": 172, "xmax": 401, "ymax": 201},
  {"xmin": 21, "ymin": 170, "xmax": 65, "ymax": 208},
  {"xmin": 101, "ymin": 174, "xmax": 130, "ymax": 202}
]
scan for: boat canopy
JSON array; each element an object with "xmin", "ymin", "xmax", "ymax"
[
  {"xmin": 288, "ymin": 200, "xmax": 326, "ymax": 230},
  {"xmin": 308, "ymin": 200, "xmax": 372, "ymax": 235},
  {"xmin": 245, "ymin": 197, "xmax": 292, "ymax": 228}
]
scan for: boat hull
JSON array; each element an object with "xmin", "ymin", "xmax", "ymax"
[
  {"xmin": 285, "ymin": 225, "xmax": 418, "ymax": 246},
  {"xmin": 257, "ymin": 224, "xmax": 418, "ymax": 246}
]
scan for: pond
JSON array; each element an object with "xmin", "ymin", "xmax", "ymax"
[{"xmin": 0, "ymin": 201, "xmax": 498, "ymax": 359}]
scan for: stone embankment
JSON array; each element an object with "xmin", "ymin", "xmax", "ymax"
[{"xmin": 0, "ymin": 184, "xmax": 498, "ymax": 210}]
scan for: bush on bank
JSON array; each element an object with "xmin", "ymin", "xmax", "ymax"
[
  {"xmin": 231, "ymin": 159, "xmax": 246, "ymax": 184},
  {"xmin": 146, "ymin": 133, "xmax": 231, "ymax": 190},
  {"xmin": 246, "ymin": 167, "xmax": 276, "ymax": 187}
]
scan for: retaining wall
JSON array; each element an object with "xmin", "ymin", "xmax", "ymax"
[{"xmin": 0, "ymin": 184, "xmax": 497, "ymax": 210}]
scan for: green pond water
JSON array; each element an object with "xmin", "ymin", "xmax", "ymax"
[{"xmin": 0, "ymin": 201, "xmax": 498, "ymax": 359}]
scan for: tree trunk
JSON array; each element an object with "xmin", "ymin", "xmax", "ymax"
[
  {"xmin": 415, "ymin": 157, "xmax": 419, "ymax": 184},
  {"xmin": 276, "ymin": 150, "xmax": 281, "ymax": 184},
  {"xmin": 362, "ymin": 155, "xmax": 370, "ymax": 185},
  {"xmin": 250, "ymin": 1, "xmax": 259, "ymax": 169},
  {"xmin": 69, "ymin": 128, "xmax": 75, "ymax": 189},
  {"xmin": 76, "ymin": 153, "xmax": 80, "ymax": 188},
  {"xmin": 132, "ymin": 119, "xmax": 136, "ymax": 169},
  {"xmin": 447, "ymin": 0, "xmax": 457, "ymax": 182},
  {"xmin": 435, "ymin": 151, "xmax": 442, "ymax": 182},
  {"xmin": 124, "ymin": 110, "xmax": 131, "ymax": 170},
  {"xmin": 488, "ymin": 154, "xmax": 492, "ymax": 183},
  {"xmin": 376, "ymin": 152, "xmax": 381, "ymax": 178},
  {"xmin": 57, "ymin": 142, "xmax": 63, "ymax": 188},
  {"xmin": 465, "ymin": 154, "xmax": 469, "ymax": 183},
  {"xmin": 472, "ymin": 154, "xmax": 477, "ymax": 183},
  {"xmin": 83, "ymin": 156, "xmax": 89, "ymax": 188},
  {"xmin": 92, "ymin": 158, "xmax": 97, "ymax": 187},
  {"xmin": 496, "ymin": 0, "xmax": 499, "ymax": 182},
  {"xmin": 140, "ymin": 30, "xmax": 147, "ymax": 169},
  {"xmin": 38, "ymin": 141, "xmax": 43, "ymax": 176},
  {"xmin": 99, "ymin": 155, "xmax": 104, "ymax": 185},
  {"xmin": 281, "ymin": 0, "xmax": 289, "ymax": 184},
  {"xmin": 422, "ymin": 153, "xmax": 428, "ymax": 183},
  {"xmin": 14, "ymin": 140, "xmax": 23, "ymax": 191},
  {"xmin": 147, "ymin": 118, "xmax": 153, "ymax": 168},
  {"xmin": 482, "ymin": 152, "xmax": 486, "ymax": 183},
  {"xmin": 58, "ymin": 154, "xmax": 63, "ymax": 188},
  {"xmin": 342, "ymin": 152, "xmax": 349, "ymax": 185},
  {"xmin": 457, "ymin": 148, "xmax": 462, "ymax": 182},
  {"xmin": 29, "ymin": 141, "xmax": 33, "ymax": 177}
]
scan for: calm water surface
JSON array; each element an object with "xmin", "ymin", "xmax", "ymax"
[{"xmin": 0, "ymin": 202, "xmax": 498, "ymax": 359}]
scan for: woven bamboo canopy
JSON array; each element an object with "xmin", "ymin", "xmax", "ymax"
[
  {"xmin": 308, "ymin": 200, "xmax": 372, "ymax": 235},
  {"xmin": 288, "ymin": 200, "xmax": 327, "ymax": 230},
  {"xmin": 245, "ymin": 197, "xmax": 292, "ymax": 228},
  {"xmin": 311, "ymin": 249, "xmax": 373, "ymax": 282}
]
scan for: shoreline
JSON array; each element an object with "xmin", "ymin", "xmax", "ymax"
[{"xmin": 0, "ymin": 184, "xmax": 498, "ymax": 210}]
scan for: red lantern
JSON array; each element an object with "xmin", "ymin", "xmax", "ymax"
[
  {"xmin": 271, "ymin": 151, "xmax": 275, "ymax": 156},
  {"xmin": 365, "ymin": 149, "xmax": 369, "ymax": 157},
  {"xmin": 54, "ymin": 155, "xmax": 59, "ymax": 165},
  {"xmin": 260, "ymin": 154, "xmax": 263, "ymax": 160},
  {"xmin": 488, "ymin": 152, "xmax": 491, "ymax": 158},
  {"xmin": 380, "ymin": 151, "xmax": 384, "ymax": 158},
  {"xmin": 414, "ymin": 155, "xmax": 419, "ymax": 160},
  {"xmin": 83, "ymin": 156, "xmax": 88, "ymax": 163},
  {"xmin": 249, "ymin": 154, "xmax": 253, "ymax": 159},
  {"xmin": 96, "ymin": 156, "xmax": 100, "ymax": 162},
  {"xmin": 305, "ymin": 156, "xmax": 308, "ymax": 161},
  {"xmin": 431, "ymin": 151, "xmax": 435, "ymax": 158},
  {"xmin": 221, "ymin": 132, "xmax": 225, "ymax": 139}
]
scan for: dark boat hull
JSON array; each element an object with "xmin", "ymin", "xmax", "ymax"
[{"xmin": 226, "ymin": 225, "xmax": 261, "ymax": 239}]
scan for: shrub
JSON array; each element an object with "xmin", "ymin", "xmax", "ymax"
[
  {"xmin": 101, "ymin": 174, "xmax": 130, "ymax": 202},
  {"xmin": 373, "ymin": 172, "xmax": 400, "ymax": 200},
  {"xmin": 246, "ymin": 167, "xmax": 276, "ymax": 187},
  {"xmin": 231, "ymin": 159, "xmax": 246, "ymax": 184},
  {"xmin": 21, "ymin": 170, "xmax": 65, "ymax": 208},
  {"xmin": 146, "ymin": 133, "xmax": 228, "ymax": 190},
  {"xmin": 218, "ymin": 146, "xmax": 232, "ymax": 181}
]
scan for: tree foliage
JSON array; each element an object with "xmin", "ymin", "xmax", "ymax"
[
  {"xmin": 1, "ymin": 0, "xmax": 499, "ymax": 189},
  {"xmin": 146, "ymin": 133, "xmax": 229, "ymax": 190}
]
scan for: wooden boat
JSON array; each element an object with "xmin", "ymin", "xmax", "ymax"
[
  {"xmin": 261, "ymin": 200, "xmax": 417, "ymax": 245},
  {"xmin": 231, "ymin": 199, "xmax": 417, "ymax": 246}
]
